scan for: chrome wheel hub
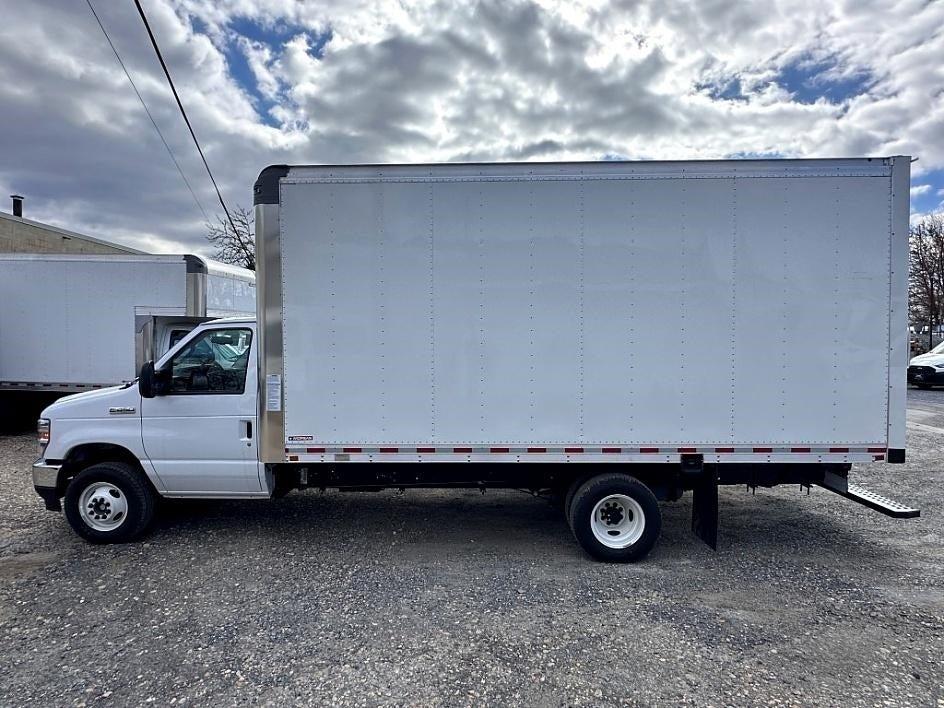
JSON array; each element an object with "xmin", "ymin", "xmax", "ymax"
[
  {"xmin": 78, "ymin": 483, "xmax": 128, "ymax": 532},
  {"xmin": 590, "ymin": 494, "xmax": 645, "ymax": 549}
]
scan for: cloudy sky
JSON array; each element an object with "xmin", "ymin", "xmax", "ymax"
[{"xmin": 1, "ymin": 0, "xmax": 942, "ymax": 254}]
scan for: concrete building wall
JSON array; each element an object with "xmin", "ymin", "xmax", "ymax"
[{"xmin": 0, "ymin": 211, "xmax": 143, "ymax": 255}]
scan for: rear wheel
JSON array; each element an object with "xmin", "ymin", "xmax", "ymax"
[
  {"xmin": 568, "ymin": 473, "xmax": 661, "ymax": 562},
  {"xmin": 563, "ymin": 476, "xmax": 584, "ymax": 530},
  {"xmin": 64, "ymin": 462, "xmax": 155, "ymax": 543}
]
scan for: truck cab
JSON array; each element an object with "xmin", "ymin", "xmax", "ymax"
[{"xmin": 33, "ymin": 317, "xmax": 266, "ymax": 543}]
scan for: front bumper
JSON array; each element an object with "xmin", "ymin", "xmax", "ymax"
[
  {"xmin": 907, "ymin": 366, "xmax": 944, "ymax": 385},
  {"xmin": 32, "ymin": 460, "xmax": 62, "ymax": 511}
]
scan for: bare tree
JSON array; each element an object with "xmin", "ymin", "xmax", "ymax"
[
  {"xmin": 909, "ymin": 212, "xmax": 944, "ymax": 350},
  {"xmin": 206, "ymin": 206, "xmax": 255, "ymax": 270}
]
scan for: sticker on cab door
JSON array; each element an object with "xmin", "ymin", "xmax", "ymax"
[{"xmin": 266, "ymin": 374, "xmax": 282, "ymax": 412}]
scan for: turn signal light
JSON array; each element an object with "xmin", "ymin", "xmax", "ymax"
[{"xmin": 37, "ymin": 418, "xmax": 50, "ymax": 447}]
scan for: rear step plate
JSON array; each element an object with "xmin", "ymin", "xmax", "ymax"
[{"xmin": 818, "ymin": 482, "xmax": 920, "ymax": 519}]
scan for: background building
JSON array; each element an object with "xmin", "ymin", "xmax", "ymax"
[{"xmin": 0, "ymin": 195, "xmax": 142, "ymax": 255}]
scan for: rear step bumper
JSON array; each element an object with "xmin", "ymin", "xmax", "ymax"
[{"xmin": 817, "ymin": 481, "xmax": 920, "ymax": 519}]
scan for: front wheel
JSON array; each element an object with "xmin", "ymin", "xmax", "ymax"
[
  {"xmin": 64, "ymin": 462, "xmax": 156, "ymax": 543},
  {"xmin": 569, "ymin": 474, "xmax": 661, "ymax": 562}
]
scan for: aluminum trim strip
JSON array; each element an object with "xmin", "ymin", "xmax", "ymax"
[
  {"xmin": 283, "ymin": 171, "xmax": 891, "ymax": 185},
  {"xmin": 886, "ymin": 157, "xmax": 910, "ymax": 450},
  {"xmin": 255, "ymin": 202, "xmax": 285, "ymax": 463}
]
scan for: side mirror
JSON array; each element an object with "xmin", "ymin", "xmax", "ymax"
[{"xmin": 139, "ymin": 361, "xmax": 156, "ymax": 398}]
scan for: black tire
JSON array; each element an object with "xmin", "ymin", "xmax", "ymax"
[
  {"xmin": 64, "ymin": 462, "xmax": 156, "ymax": 543},
  {"xmin": 569, "ymin": 473, "xmax": 661, "ymax": 562},
  {"xmin": 563, "ymin": 476, "xmax": 587, "ymax": 531}
]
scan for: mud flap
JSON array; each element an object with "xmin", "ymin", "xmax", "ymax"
[{"xmin": 689, "ymin": 459, "xmax": 718, "ymax": 550}]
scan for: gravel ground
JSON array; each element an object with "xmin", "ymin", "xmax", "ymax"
[{"xmin": 0, "ymin": 392, "xmax": 942, "ymax": 706}]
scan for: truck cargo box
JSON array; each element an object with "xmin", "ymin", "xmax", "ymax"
[
  {"xmin": 0, "ymin": 254, "xmax": 255, "ymax": 391},
  {"xmin": 254, "ymin": 157, "xmax": 909, "ymax": 467}
]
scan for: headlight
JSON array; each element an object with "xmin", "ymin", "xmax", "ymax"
[{"xmin": 37, "ymin": 418, "xmax": 50, "ymax": 450}]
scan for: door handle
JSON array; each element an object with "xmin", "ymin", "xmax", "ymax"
[{"xmin": 241, "ymin": 419, "xmax": 253, "ymax": 441}]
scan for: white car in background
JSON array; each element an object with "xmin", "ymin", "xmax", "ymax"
[{"xmin": 908, "ymin": 341, "xmax": 944, "ymax": 388}]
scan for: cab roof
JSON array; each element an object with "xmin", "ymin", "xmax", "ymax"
[{"xmin": 206, "ymin": 315, "xmax": 256, "ymax": 325}]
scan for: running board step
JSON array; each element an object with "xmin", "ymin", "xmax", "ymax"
[{"xmin": 817, "ymin": 482, "xmax": 920, "ymax": 519}]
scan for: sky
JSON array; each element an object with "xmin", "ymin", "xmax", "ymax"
[{"xmin": 0, "ymin": 0, "xmax": 942, "ymax": 254}]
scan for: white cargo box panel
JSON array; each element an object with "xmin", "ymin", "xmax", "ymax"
[
  {"xmin": 264, "ymin": 158, "xmax": 908, "ymax": 459},
  {"xmin": 205, "ymin": 259, "xmax": 256, "ymax": 317},
  {"xmin": 0, "ymin": 255, "xmax": 190, "ymax": 386}
]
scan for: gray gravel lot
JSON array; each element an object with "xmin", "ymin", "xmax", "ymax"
[{"xmin": 0, "ymin": 392, "xmax": 942, "ymax": 707}]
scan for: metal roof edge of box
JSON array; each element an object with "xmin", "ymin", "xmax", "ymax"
[{"xmin": 30, "ymin": 156, "xmax": 918, "ymax": 562}]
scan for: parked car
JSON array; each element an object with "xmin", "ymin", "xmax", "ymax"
[{"xmin": 908, "ymin": 340, "xmax": 944, "ymax": 388}]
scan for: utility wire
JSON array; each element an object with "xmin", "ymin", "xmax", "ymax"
[
  {"xmin": 85, "ymin": 0, "xmax": 209, "ymax": 222},
  {"xmin": 133, "ymin": 0, "xmax": 239, "ymax": 237}
]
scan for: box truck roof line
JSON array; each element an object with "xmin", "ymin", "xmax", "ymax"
[{"xmin": 252, "ymin": 157, "xmax": 894, "ymax": 204}]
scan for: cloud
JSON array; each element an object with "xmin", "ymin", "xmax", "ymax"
[
  {"xmin": 0, "ymin": 0, "xmax": 942, "ymax": 254},
  {"xmin": 912, "ymin": 184, "xmax": 931, "ymax": 197}
]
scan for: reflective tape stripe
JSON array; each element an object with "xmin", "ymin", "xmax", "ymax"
[{"xmin": 283, "ymin": 444, "xmax": 891, "ymax": 457}]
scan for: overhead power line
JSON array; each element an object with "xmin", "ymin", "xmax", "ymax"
[
  {"xmin": 133, "ymin": 0, "xmax": 239, "ymax": 237},
  {"xmin": 85, "ymin": 0, "xmax": 208, "ymax": 222}
]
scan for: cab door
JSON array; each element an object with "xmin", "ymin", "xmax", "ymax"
[{"xmin": 141, "ymin": 325, "xmax": 261, "ymax": 494}]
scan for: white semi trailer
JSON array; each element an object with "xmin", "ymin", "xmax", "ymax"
[
  {"xmin": 32, "ymin": 158, "xmax": 918, "ymax": 561},
  {"xmin": 0, "ymin": 254, "xmax": 254, "ymax": 427}
]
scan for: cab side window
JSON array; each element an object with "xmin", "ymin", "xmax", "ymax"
[
  {"xmin": 166, "ymin": 328, "xmax": 252, "ymax": 394},
  {"xmin": 168, "ymin": 329, "xmax": 190, "ymax": 349}
]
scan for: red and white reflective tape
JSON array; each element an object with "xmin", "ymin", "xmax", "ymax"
[{"xmin": 283, "ymin": 444, "xmax": 888, "ymax": 463}]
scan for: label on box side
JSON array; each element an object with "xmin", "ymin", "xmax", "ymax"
[{"xmin": 265, "ymin": 374, "xmax": 282, "ymax": 412}]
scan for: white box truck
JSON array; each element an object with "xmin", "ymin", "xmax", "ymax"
[
  {"xmin": 31, "ymin": 158, "xmax": 918, "ymax": 562},
  {"xmin": 0, "ymin": 254, "xmax": 254, "ymax": 427}
]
